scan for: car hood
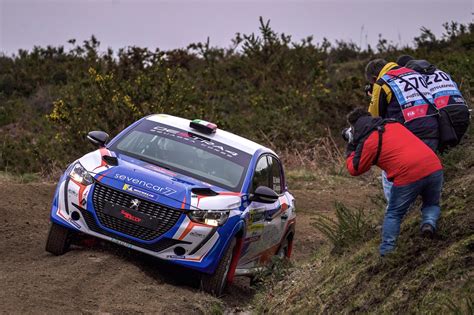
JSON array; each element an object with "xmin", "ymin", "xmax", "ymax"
[{"xmin": 77, "ymin": 149, "xmax": 242, "ymax": 211}]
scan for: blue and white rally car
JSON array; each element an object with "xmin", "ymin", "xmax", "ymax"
[{"xmin": 46, "ymin": 114, "xmax": 296, "ymax": 295}]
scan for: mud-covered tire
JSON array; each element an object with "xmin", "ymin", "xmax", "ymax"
[
  {"xmin": 201, "ymin": 238, "xmax": 236, "ymax": 296},
  {"xmin": 45, "ymin": 222, "xmax": 73, "ymax": 255}
]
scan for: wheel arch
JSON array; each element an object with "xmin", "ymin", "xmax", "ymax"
[
  {"xmin": 281, "ymin": 221, "xmax": 296, "ymax": 258},
  {"xmin": 225, "ymin": 221, "xmax": 246, "ymax": 284}
]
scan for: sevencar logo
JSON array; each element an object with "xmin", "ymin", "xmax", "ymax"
[{"xmin": 114, "ymin": 174, "xmax": 177, "ymax": 196}]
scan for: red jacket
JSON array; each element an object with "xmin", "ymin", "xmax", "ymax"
[{"xmin": 346, "ymin": 118, "xmax": 442, "ymax": 186}]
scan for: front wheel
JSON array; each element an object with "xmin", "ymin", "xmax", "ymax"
[
  {"xmin": 200, "ymin": 239, "xmax": 236, "ymax": 296},
  {"xmin": 45, "ymin": 222, "xmax": 73, "ymax": 255}
]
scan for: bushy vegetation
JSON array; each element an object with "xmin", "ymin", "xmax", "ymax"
[{"xmin": 1, "ymin": 19, "xmax": 472, "ymax": 174}]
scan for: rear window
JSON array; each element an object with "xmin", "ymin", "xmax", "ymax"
[{"xmin": 110, "ymin": 120, "xmax": 252, "ymax": 191}]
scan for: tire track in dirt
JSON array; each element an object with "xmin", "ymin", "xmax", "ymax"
[{"xmin": 0, "ymin": 176, "xmax": 377, "ymax": 313}]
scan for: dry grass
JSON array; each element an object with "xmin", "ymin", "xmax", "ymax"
[{"xmin": 277, "ymin": 128, "xmax": 346, "ymax": 175}]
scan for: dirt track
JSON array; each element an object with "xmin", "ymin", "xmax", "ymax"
[{"xmin": 0, "ymin": 176, "xmax": 376, "ymax": 313}]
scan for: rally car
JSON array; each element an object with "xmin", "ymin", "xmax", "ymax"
[{"xmin": 46, "ymin": 114, "xmax": 296, "ymax": 295}]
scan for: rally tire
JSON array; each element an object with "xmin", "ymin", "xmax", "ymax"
[
  {"xmin": 201, "ymin": 239, "xmax": 236, "ymax": 296},
  {"xmin": 45, "ymin": 223, "xmax": 73, "ymax": 255}
]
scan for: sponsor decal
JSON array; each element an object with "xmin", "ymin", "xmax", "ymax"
[
  {"xmin": 189, "ymin": 231, "xmax": 207, "ymax": 238},
  {"xmin": 115, "ymin": 173, "xmax": 177, "ymax": 196},
  {"xmin": 166, "ymin": 255, "xmax": 186, "ymax": 259},
  {"xmin": 109, "ymin": 238, "xmax": 134, "ymax": 248},
  {"xmin": 150, "ymin": 125, "xmax": 239, "ymax": 158},
  {"xmin": 123, "ymin": 184, "xmax": 156, "ymax": 200},
  {"xmin": 248, "ymin": 223, "xmax": 264, "ymax": 232},
  {"xmin": 402, "ymin": 104, "xmax": 428, "ymax": 122},
  {"xmin": 249, "ymin": 209, "xmax": 265, "ymax": 223},
  {"xmin": 67, "ymin": 189, "xmax": 78, "ymax": 197},
  {"xmin": 120, "ymin": 209, "xmax": 142, "ymax": 223}
]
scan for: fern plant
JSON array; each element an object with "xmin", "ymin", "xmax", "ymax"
[{"xmin": 311, "ymin": 202, "xmax": 376, "ymax": 253}]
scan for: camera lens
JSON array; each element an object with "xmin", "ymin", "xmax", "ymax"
[
  {"xmin": 341, "ymin": 127, "xmax": 353, "ymax": 143},
  {"xmin": 364, "ymin": 83, "xmax": 373, "ymax": 96},
  {"xmin": 341, "ymin": 128, "xmax": 350, "ymax": 142}
]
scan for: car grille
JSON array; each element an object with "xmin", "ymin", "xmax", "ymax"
[
  {"xmin": 77, "ymin": 205, "xmax": 189, "ymax": 252},
  {"xmin": 92, "ymin": 182, "xmax": 183, "ymax": 241}
]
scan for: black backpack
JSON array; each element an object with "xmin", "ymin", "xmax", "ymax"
[
  {"xmin": 387, "ymin": 73, "xmax": 471, "ymax": 151},
  {"xmin": 438, "ymin": 104, "xmax": 471, "ymax": 149}
]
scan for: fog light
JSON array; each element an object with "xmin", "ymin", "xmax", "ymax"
[
  {"xmin": 71, "ymin": 211, "xmax": 80, "ymax": 221},
  {"xmin": 173, "ymin": 246, "xmax": 186, "ymax": 256}
]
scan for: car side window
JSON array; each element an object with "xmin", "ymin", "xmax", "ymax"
[
  {"xmin": 252, "ymin": 156, "xmax": 271, "ymax": 193},
  {"xmin": 268, "ymin": 156, "xmax": 283, "ymax": 194}
]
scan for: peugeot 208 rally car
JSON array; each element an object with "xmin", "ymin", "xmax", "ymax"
[{"xmin": 46, "ymin": 114, "xmax": 296, "ymax": 295}]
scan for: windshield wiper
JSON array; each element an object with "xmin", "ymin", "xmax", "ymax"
[
  {"xmin": 136, "ymin": 157, "xmax": 171, "ymax": 170},
  {"xmin": 119, "ymin": 151, "xmax": 172, "ymax": 171}
]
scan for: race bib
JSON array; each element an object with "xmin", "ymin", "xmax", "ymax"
[
  {"xmin": 425, "ymin": 70, "xmax": 463, "ymax": 109},
  {"xmin": 382, "ymin": 68, "xmax": 434, "ymax": 122}
]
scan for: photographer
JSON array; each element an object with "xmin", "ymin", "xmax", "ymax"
[
  {"xmin": 344, "ymin": 108, "xmax": 443, "ymax": 256},
  {"xmin": 365, "ymin": 59, "xmax": 439, "ymax": 151},
  {"xmin": 365, "ymin": 58, "xmax": 440, "ymax": 202}
]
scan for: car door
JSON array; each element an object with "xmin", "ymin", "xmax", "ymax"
[
  {"xmin": 258, "ymin": 155, "xmax": 288, "ymax": 261},
  {"xmin": 238, "ymin": 154, "xmax": 281, "ymax": 268}
]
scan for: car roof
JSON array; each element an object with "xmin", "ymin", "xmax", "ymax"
[{"xmin": 146, "ymin": 114, "xmax": 274, "ymax": 156}]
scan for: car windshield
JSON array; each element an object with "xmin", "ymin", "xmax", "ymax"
[{"xmin": 110, "ymin": 119, "xmax": 252, "ymax": 191}]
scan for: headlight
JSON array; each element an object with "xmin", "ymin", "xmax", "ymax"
[
  {"xmin": 188, "ymin": 210, "xmax": 230, "ymax": 227},
  {"xmin": 69, "ymin": 162, "xmax": 94, "ymax": 186}
]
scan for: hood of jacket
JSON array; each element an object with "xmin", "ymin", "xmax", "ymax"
[
  {"xmin": 405, "ymin": 59, "xmax": 437, "ymax": 75},
  {"xmin": 376, "ymin": 62, "xmax": 399, "ymax": 81},
  {"xmin": 353, "ymin": 116, "xmax": 385, "ymax": 143}
]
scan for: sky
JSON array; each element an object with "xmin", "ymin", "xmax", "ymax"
[{"xmin": 0, "ymin": 0, "xmax": 472, "ymax": 56}]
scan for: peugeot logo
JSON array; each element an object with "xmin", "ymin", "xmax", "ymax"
[{"xmin": 130, "ymin": 199, "xmax": 141, "ymax": 210}]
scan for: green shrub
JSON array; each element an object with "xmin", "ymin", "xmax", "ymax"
[{"xmin": 311, "ymin": 202, "xmax": 377, "ymax": 254}]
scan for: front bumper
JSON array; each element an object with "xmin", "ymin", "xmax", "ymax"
[{"xmin": 50, "ymin": 176, "xmax": 242, "ymax": 274}]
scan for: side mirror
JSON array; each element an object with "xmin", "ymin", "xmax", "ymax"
[
  {"xmin": 250, "ymin": 186, "xmax": 279, "ymax": 204},
  {"xmin": 87, "ymin": 131, "xmax": 109, "ymax": 147}
]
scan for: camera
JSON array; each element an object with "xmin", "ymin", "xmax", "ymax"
[
  {"xmin": 341, "ymin": 127, "xmax": 354, "ymax": 143},
  {"xmin": 364, "ymin": 83, "xmax": 373, "ymax": 97}
]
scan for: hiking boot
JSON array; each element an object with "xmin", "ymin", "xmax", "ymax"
[{"xmin": 421, "ymin": 223, "xmax": 435, "ymax": 239}]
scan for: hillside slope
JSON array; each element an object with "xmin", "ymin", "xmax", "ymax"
[
  {"xmin": 0, "ymin": 166, "xmax": 378, "ymax": 313},
  {"xmin": 253, "ymin": 130, "xmax": 474, "ymax": 314}
]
